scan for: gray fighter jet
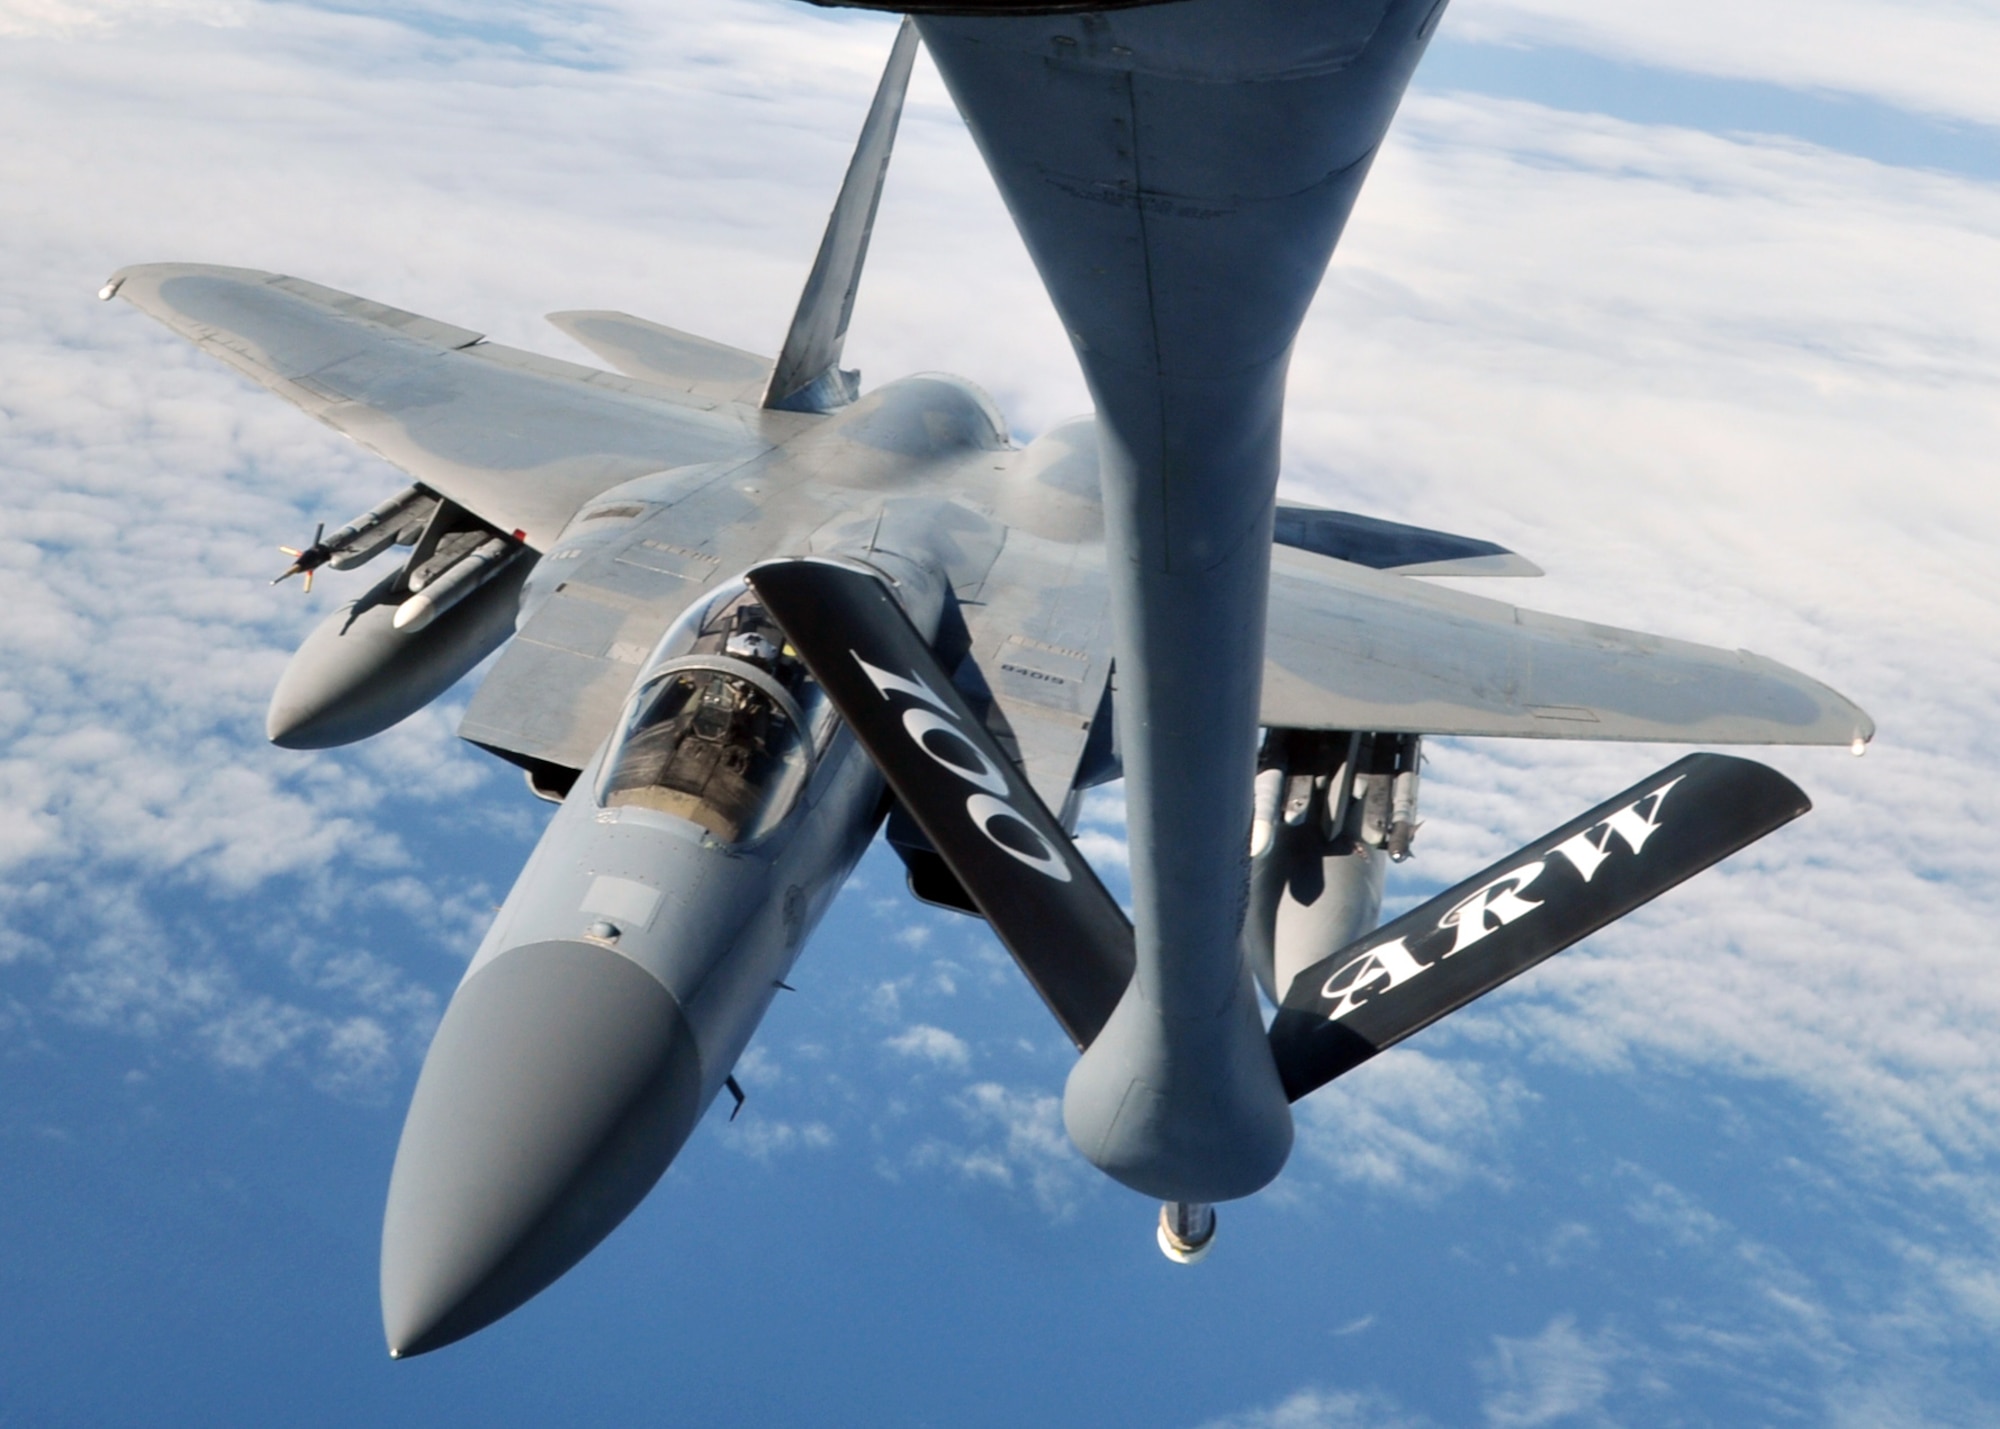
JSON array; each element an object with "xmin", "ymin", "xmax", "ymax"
[{"xmin": 101, "ymin": 3, "xmax": 1871, "ymax": 1357}]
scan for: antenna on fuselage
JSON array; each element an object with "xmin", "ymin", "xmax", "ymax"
[{"xmin": 761, "ymin": 17, "xmax": 918, "ymax": 414}]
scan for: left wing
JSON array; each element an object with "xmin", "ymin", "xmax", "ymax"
[{"xmin": 106, "ymin": 264, "xmax": 800, "ymax": 546}]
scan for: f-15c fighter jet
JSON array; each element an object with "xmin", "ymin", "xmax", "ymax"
[{"xmin": 102, "ymin": 2, "xmax": 1872, "ymax": 1357}]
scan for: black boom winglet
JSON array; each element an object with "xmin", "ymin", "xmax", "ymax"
[
  {"xmin": 746, "ymin": 559, "xmax": 1135, "ymax": 1048},
  {"xmin": 1268, "ymin": 754, "xmax": 1810, "ymax": 1102}
]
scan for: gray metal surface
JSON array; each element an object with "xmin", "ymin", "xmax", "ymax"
[
  {"xmin": 108, "ymin": 262, "xmax": 804, "ymax": 547},
  {"xmin": 1247, "ymin": 831, "xmax": 1386, "ymax": 1005},
  {"xmin": 544, "ymin": 310, "xmax": 773, "ymax": 404},
  {"xmin": 386, "ymin": 607, "xmax": 890, "ymax": 1352},
  {"xmin": 380, "ymin": 940, "xmax": 703, "ymax": 1358},
  {"xmin": 763, "ymin": 18, "xmax": 919, "ymax": 413},
  {"xmin": 1263, "ymin": 545, "xmax": 1874, "ymax": 744},
  {"xmin": 921, "ymin": 0, "xmax": 1452, "ymax": 1200},
  {"xmin": 1273, "ymin": 503, "xmax": 1544, "ymax": 577},
  {"xmin": 269, "ymin": 556, "xmax": 534, "ymax": 748},
  {"xmin": 111, "ymin": 268, "xmax": 1867, "ymax": 774}
]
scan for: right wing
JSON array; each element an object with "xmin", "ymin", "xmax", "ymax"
[
  {"xmin": 108, "ymin": 264, "xmax": 803, "ymax": 546},
  {"xmin": 1262, "ymin": 545, "xmax": 1874, "ymax": 746}
]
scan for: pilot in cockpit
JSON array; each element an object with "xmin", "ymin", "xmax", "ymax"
[{"xmin": 597, "ymin": 588, "xmax": 830, "ymax": 847}]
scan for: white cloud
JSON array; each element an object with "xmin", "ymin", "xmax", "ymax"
[
  {"xmin": 1281, "ymin": 87, "xmax": 2000, "ymax": 1206},
  {"xmin": 864, "ymin": 979, "xmax": 904, "ymax": 1022},
  {"xmin": 0, "ymin": 293, "xmax": 482, "ymax": 1085},
  {"xmin": 5, "ymin": 0, "xmax": 2000, "ymax": 1411},
  {"xmin": 732, "ymin": 1044, "xmax": 782, "ymax": 1090},
  {"xmin": 1292, "ymin": 1049, "xmax": 1530, "ymax": 1196},
  {"xmin": 910, "ymin": 1081, "xmax": 1095, "ymax": 1218},
  {"xmin": 1071, "ymin": 829, "xmax": 1130, "ymax": 875},
  {"xmin": 1478, "ymin": 1315, "xmax": 1620, "ymax": 1428},
  {"xmin": 1072, "ymin": 784, "xmax": 1133, "ymax": 889},
  {"xmin": 719, "ymin": 1116, "xmax": 836, "ymax": 1163},
  {"xmin": 1439, "ymin": 1162, "xmax": 1994, "ymax": 1423},
  {"xmin": 0, "ymin": 0, "xmax": 243, "ymax": 41},
  {"xmin": 0, "ymin": 0, "xmax": 1020, "ymax": 1105},
  {"xmin": 1448, "ymin": 0, "xmax": 2000, "ymax": 130},
  {"xmin": 884, "ymin": 1023, "xmax": 971, "ymax": 1071},
  {"xmin": 1196, "ymin": 1386, "xmax": 1435, "ymax": 1429}
]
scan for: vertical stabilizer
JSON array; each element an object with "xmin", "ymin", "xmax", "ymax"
[{"xmin": 762, "ymin": 18, "xmax": 919, "ymax": 414}]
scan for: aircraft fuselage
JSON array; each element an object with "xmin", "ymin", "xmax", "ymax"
[{"xmin": 379, "ymin": 381, "xmax": 1020, "ymax": 1356}]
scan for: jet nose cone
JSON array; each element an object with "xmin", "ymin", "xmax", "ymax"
[{"xmin": 381, "ymin": 941, "xmax": 702, "ymax": 1358}]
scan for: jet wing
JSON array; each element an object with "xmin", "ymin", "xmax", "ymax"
[
  {"xmin": 1261, "ymin": 546, "xmax": 1873, "ymax": 745},
  {"xmin": 106, "ymin": 264, "xmax": 801, "ymax": 546}
]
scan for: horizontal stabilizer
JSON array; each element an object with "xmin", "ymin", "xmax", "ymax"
[
  {"xmin": 747, "ymin": 558, "xmax": 1134, "ymax": 1048},
  {"xmin": 1268, "ymin": 753, "xmax": 1809, "ymax": 1102},
  {"xmin": 545, "ymin": 311, "xmax": 773, "ymax": 406},
  {"xmin": 1274, "ymin": 504, "xmax": 1541, "ymax": 578}
]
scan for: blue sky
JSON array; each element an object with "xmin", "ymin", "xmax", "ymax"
[{"xmin": 3, "ymin": 0, "xmax": 1999, "ymax": 1422}]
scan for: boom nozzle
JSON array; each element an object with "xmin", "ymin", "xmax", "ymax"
[{"xmin": 1157, "ymin": 1202, "xmax": 1216, "ymax": 1264}]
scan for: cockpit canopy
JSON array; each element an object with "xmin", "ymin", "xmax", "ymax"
[{"xmin": 597, "ymin": 580, "xmax": 835, "ymax": 845}]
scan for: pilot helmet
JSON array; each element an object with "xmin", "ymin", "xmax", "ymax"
[{"xmin": 724, "ymin": 630, "xmax": 780, "ymax": 666}]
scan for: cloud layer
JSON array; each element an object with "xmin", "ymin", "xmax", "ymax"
[
  {"xmin": 1449, "ymin": 0, "xmax": 2000, "ymax": 130},
  {"xmin": 4, "ymin": 0, "xmax": 2000, "ymax": 1418}
]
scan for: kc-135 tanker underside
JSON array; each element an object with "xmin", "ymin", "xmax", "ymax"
[{"xmin": 101, "ymin": 3, "xmax": 1872, "ymax": 1356}]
